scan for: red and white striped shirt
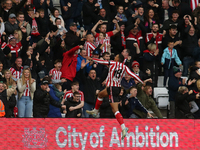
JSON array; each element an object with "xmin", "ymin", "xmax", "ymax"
[
  {"xmin": 93, "ymin": 58, "xmax": 143, "ymax": 87},
  {"xmin": 191, "ymin": 0, "xmax": 198, "ymax": 10},
  {"xmin": 63, "ymin": 90, "xmax": 84, "ymax": 101},
  {"xmin": 95, "ymin": 31, "xmax": 114, "ymax": 54},
  {"xmin": 84, "ymin": 41, "xmax": 96, "ymax": 57},
  {"xmin": 23, "ymin": 80, "xmax": 30, "ymax": 97},
  {"xmin": 9, "ymin": 66, "xmax": 23, "ymax": 79},
  {"xmin": 49, "ymin": 68, "xmax": 62, "ymax": 80}
]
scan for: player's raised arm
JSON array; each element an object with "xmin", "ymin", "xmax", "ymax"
[
  {"xmin": 92, "ymin": 58, "xmax": 114, "ymax": 65},
  {"xmin": 125, "ymin": 66, "xmax": 144, "ymax": 84}
]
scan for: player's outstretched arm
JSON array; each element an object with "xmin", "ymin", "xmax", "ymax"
[
  {"xmin": 92, "ymin": 58, "xmax": 114, "ymax": 65},
  {"xmin": 125, "ymin": 66, "xmax": 144, "ymax": 84}
]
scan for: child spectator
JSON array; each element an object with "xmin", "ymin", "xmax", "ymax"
[
  {"xmin": 64, "ymin": 91, "xmax": 82, "ymax": 118},
  {"xmin": 115, "ymin": 6, "xmax": 127, "ymax": 22},
  {"xmin": 54, "ymin": 83, "xmax": 66, "ymax": 103},
  {"xmin": 161, "ymin": 41, "xmax": 182, "ymax": 86}
]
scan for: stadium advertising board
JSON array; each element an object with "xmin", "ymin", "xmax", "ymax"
[{"xmin": 0, "ymin": 119, "xmax": 199, "ymax": 149}]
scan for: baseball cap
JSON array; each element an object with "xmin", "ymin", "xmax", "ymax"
[
  {"xmin": 41, "ymin": 79, "xmax": 49, "ymax": 85},
  {"xmin": 93, "ymin": 48, "xmax": 100, "ymax": 55},
  {"xmin": 9, "ymin": 13, "xmax": 16, "ymax": 18},
  {"xmin": 70, "ymin": 22, "xmax": 77, "ymax": 27}
]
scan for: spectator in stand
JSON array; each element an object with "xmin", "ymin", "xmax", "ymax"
[
  {"xmin": 79, "ymin": 65, "xmax": 100, "ymax": 118},
  {"xmin": 55, "ymin": 18, "xmax": 67, "ymax": 36},
  {"xmin": 92, "ymin": 19, "xmax": 120, "ymax": 55},
  {"xmin": 0, "ymin": 0, "xmax": 27, "ymax": 22},
  {"xmin": 0, "ymin": 78, "xmax": 16, "ymax": 117},
  {"xmin": 162, "ymin": 10, "xmax": 182, "ymax": 32},
  {"xmin": 193, "ymin": 39, "xmax": 200, "ymax": 62},
  {"xmin": 82, "ymin": 0, "xmax": 99, "ymax": 34},
  {"xmin": 144, "ymin": 0, "xmax": 159, "ymax": 14},
  {"xmin": 35, "ymin": 8, "xmax": 51, "ymax": 38},
  {"xmin": 168, "ymin": 66, "xmax": 186, "ymax": 118},
  {"xmin": 64, "ymin": 22, "xmax": 87, "ymax": 50},
  {"xmin": 111, "ymin": 22, "xmax": 126, "ymax": 55},
  {"xmin": 162, "ymin": 25, "xmax": 182, "ymax": 60},
  {"xmin": 121, "ymin": 73, "xmax": 135, "ymax": 91},
  {"xmin": 172, "ymin": 0, "xmax": 192, "ymax": 19},
  {"xmin": 131, "ymin": 6, "xmax": 145, "ymax": 23},
  {"xmin": 161, "ymin": 41, "xmax": 182, "ymax": 86},
  {"xmin": 60, "ymin": 45, "xmax": 83, "ymax": 90},
  {"xmin": 17, "ymin": 68, "xmax": 36, "ymax": 117},
  {"xmin": 48, "ymin": 78, "xmax": 63, "ymax": 118},
  {"xmin": 131, "ymin": 61, "xmax": 151, "ymax": 81},
  {"xmin": 159, "ymin": 0, "xmax": 174, "ymax": 25},
  {"xmin": 16, "ymin": 12, "xmax": 31, "ymax": 36},
  {"xmin": 175, "ymin": 86, "xmax": 198, "ymax": 118},
  {"xmin": 33, "ymin": 0, "xmax": 53, "ymax": 20},
  {"xmin": 5, "ymin": 13, "xmax": 18, "ymax": 35},
  {"xmin": 182, "ymin": 25, "xmax": 199, "ymax": 76},
  {"xmin": 64, "ymin": 91, "xmax": 82, "ymax": 118},
  {"xmin": 128, "ymin": 86, "xmax": 153, "ymax": 118},
  {"xmin": 33, "ymin": 78, "xmax": 66, "ymax": 118},
  {"xmin": 9, "ymin": 57, "xmax": 23, "ymax": 80},
  {"xmin": 144, "ymin": 9, "xmax": 157, "ymax": 33},
  {"xmin": 49, "ymin": 59, "xmax": 66, "ymax": 84},
  {"xmin": 0, "ymin": 17, "xmax": 5, "ymax": 43},
  {"xmin": 61, "ymin": 81, "xmax": 84, "ymax": 114},
  {"xmin": 84, "ymin": 34, "xmax": 96, "ymax": 57},
  {"xmin": 124, "ymin": 18, "xmax": 146, "ymax": 59},
  {"xmin": 115, "ymin": 6, "xmax": 127, "ymax": 23},
  {"xmin": 143, "ymin": 43, "xmax": 159, "ymax": 87},
  {"xmin": 134, "ymin": 78, "xmax": 163, "ymax": 118},
  {"xmin": 50, "ymin": 8, "xmax": 65, "ymax": 28}
]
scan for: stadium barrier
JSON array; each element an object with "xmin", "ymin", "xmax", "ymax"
[{"xmin": 1, "ymin": 118, "xmax": 199, "ymax": 149}]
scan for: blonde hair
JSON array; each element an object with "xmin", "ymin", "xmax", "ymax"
[
  {"xmin": 54, "ymin": 83, "xmax": 62, "ymax": 90},
  {"xmin": 21, "ymin": 68, "xmax": 32, "ymax": 85},
  {"xmin": 147, "ymin": 43, "xmax": 157, "ymax": 51},
  {"xmin": 178, "ymin": 86, "xmax": 188, "ymax": 93},
  {"xmin": 4, "ymin": 69, "xmax": 14, "ymax": 87},
  {"xmin": 197, "ymin": 79, "xmax": 200, "ymax": 91},
  {"xmin": 14, "ymin": 30, "xmax": 22, "ymax": 42}
]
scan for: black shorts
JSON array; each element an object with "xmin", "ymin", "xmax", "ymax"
[{"xmin": 106, "ymin": 87, "xmax": 121, "ymax": 103}]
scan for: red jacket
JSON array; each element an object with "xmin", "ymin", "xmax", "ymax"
[{"xmin": 61, "ymin": 46, "xmax": 80, "ymax": 81}]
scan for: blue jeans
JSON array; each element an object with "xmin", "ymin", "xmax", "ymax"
[
  {"xmin": 17, "ymin": 96, "xmax": 33, "ymax": 117},
  {"xmin": 83, "ymin": 102, "xmax": 95, "ymax": 118},
  {"xmin": 183, "ymin": 57, "xmax": 194, "ymax": 76}
]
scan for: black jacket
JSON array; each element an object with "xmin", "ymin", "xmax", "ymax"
[
  {"xmin": 79, "ymin": 68, "xmax": 100, "ymax": 105},
  {"xmin": 33, "ymin": 87, "xmax": 62, "ymax": 117},
  {"xmin": 82, "ymin": 1, "xmax": 99, "ymax": 25},
  {"xmin": 64, "ymin": 98, "xmax": 82, "ymax": 118},
  {"xmin": 175, "ymin": 92, "xmax": 196, "ymax": 115}
]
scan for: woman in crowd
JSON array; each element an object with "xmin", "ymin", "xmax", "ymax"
[{"xmin": 17, "ymin": 68, "xmax": 36, "ymax": 117}]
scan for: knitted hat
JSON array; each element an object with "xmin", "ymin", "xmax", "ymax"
[
  {"xmin": 93, "ymin": 48, "xmax": 100, "ymax": 55},
  {"xmin": 132, "ymin": 61, "xmax": 140, "ymax": 68},
  {"xmin": 173, "ymin": 66, "xmax": 181, "ymax": 74},
  {"xmin": 8, "ymin": 35, "xmax": 16, "ymax": 41}
]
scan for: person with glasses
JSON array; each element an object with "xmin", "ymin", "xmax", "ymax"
[
  {"xmin": 63, "ymin": 91, "xmax": 83, "ymax": 118},
  {"xmin": 131, "ymin": 61, "xmax": 151, "ymax": 81}
]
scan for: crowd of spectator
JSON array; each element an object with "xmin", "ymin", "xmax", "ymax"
[{"xmin": 0, "ymin": 0, "xmax": 200, "ymax": 119}]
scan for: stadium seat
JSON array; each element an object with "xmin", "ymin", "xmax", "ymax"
[
  {"xmin": 153, "ymin": 87, "xmax": 169, "ymax": 109},
  {"xmin": 157, "ymin": 76, "xmax": 164, "ymax": 87}
]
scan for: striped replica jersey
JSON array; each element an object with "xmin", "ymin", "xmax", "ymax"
[
  {"xmin": 63, "ymin": 90, "xmax": 84, "ymax": 101},
  {"xmin": 23, "ymin": 80, "xmax": 30, "ymax": 97},
  {"xmin": 84, "ymin": 41, "xmax": 96, "ymax": 57},
  {"xmin": 95, "ymin": 31, "xmax": 114, "ymax": 54},
  {"xmin": 9, "ymin": 66, "xmax": 23, "ymax": 79},
  {"xmin": 49, "ymin": 68, "xmax": 62, "ymax": 80},
  {"xmin": 92, "ymin": 58, "xmax": 143, "ymax": 87}
]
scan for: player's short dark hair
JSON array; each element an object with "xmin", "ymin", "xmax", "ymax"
[
  {"xmin": 71, "ymin": 81, "xmax": 79, "ymax": 86},
  {"xmin": 118, "ymin": 54, "xmax": 124, "ymax": 63},
  {"xmin": 54, "ymin": 59, "xmax": 62, "ymax": 64},
  {"xmin": 169, "ymin": 25, "xmax": 177, "ymax": 30}
]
